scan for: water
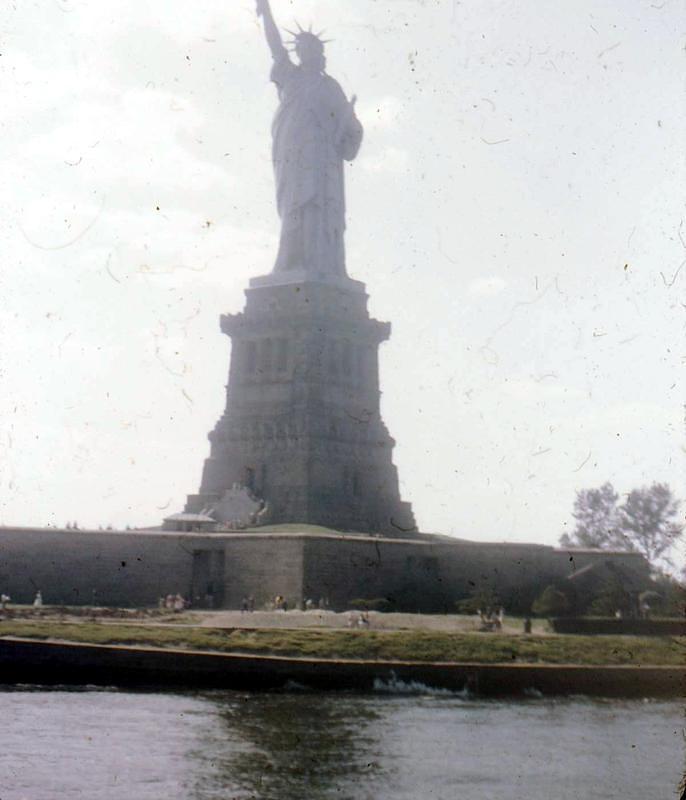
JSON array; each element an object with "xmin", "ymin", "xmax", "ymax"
[{"xmin": 0, "ymin": 686, "xmax": 682, "ymax": 799}]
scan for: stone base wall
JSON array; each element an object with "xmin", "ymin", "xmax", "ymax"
[
  {"xmin": 300, "ymin": 538, "xmax": 644, "ymax": 614},
  {"xmin": 0, "ymin": 528, "xmax": 196, "ymax": 607},
  {"xmin": 222, "ymin": 536, "xmax": 304, "ymax": 609},
  {"xmin": 0, "ymin": 528, "xmax": 650, "ymax": 612}
]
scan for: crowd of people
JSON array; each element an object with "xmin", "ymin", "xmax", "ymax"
[
  {"xmin": 306, "ymin": 597, "xmax": 330, "ymax": 611},
  {"xmin": 1, "ymin": 590, "xmax": 42, "ymax": 611},
  {"xmin": 159, "ymin": 594, "xmax": 187, "ymax": 612},
  {"xmin": 237, "ymin": 595, "xmax": 331, "ymax": 612},
  {"xmin": 477, "ymin": 605, "xmax": 505, "ymax": 632}
]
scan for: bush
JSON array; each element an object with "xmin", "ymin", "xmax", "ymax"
[
  {"xmin": 585, "ymin": 574, "xmax": 635, "ymax": 617},
  {"xmin": 455, "ymin": 586, "xmax": 500, "ymax": 616},
  {"xmin": 644, "ymin": 576, "xmax": 686, "ymax": 617},
  {"xmin": 532, "ymin": 586, "xmax": 571, "ymax": 617},
  {"xmin": 349, "ymin": 598, "xmax": 393, "ymax": 613}
]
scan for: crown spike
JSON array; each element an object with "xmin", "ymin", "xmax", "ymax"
[{"xmin": 296, "ymin": 20, "xmax": 304, "ymax": 32}]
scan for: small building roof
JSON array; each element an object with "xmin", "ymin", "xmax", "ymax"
[{"xmin": 566, "ymin": 558, "xmax": 648, "ymax": 592}]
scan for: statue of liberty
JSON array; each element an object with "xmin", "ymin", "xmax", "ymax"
[{"xmin": 256, "ymin": 0, "xmax": 364, "ymax": 277}]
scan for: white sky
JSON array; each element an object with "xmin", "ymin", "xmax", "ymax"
[{"xmin": 1, "ymin": 0, "xmax": 684, "ymax": 547}]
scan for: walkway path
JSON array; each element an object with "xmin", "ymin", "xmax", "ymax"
[{"xmin": 192, "ymin": 609, "xmax": 543, "ymax": 635}]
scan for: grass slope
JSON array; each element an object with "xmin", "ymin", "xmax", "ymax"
[
  {"xmin": 0, "ymin": 621, "xmax": 683, "ymax": 666},
  {"xmin": 243, "ymin": 524, "xmax": 343, "ymax": 534}
]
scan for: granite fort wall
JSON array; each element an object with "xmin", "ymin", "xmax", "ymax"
[
  {"xmin": 302, "ymin": 536, "xmax": 445, "ymax": 611},
  {"xmin": 302, "ymin": 537, "xmax": 565, "ymax": 613},
  {"xmin": 0, "ymin": 528, "xmax": 649, "ymax": 611},
  {"xmin": 433, "ymin": 541, "xmax": 559, "ymax": 613},
  {"xmin": 222, "ymin": 536, "xmax": 304, "ymax": 609},
  {"xmin": 0, "ymin": 528, "xmax": 307, "ymax": 610},
  {"xmin": 0, "ymin": 528, "xmax": 169, "ymax": 605},
  {"xmin": 0, "ymin": 528, "xmax": 200, "ymax": 606},
  {"xmin": 302, "ymin": 537, "xmax": 650, "ymax": 613}
]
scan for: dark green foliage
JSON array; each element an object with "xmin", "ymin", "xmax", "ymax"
[
  {"xmin": 455, "ymin": 585, "xmax": 500, "ymax": 616},
  {"xmin": 499, "ymin": 584, "xmax": 547, "ymax": 616},
  {"xmin": 586, "ymin": 574, "xmax": 635, "ymax": 617},
  {"xmin": 643, "ymin": 574, "xmax": 686, "ymax": 617},
  {"xmin": 531, "ymin": 585, "xmax": 571, "ymax": 617}
]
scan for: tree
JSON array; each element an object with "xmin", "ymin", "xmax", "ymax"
[
  {"xmin": 560, "ymin": 481, "xmax": 683, "ymax": 569},
  {"xmin": 560, "ymin": 482, "xmax": 625, "ymax": 549},
  {"xmin": 531, "ymin": 585, "xmax": 571, "ymax": 617},
  {"xmin": 617, "ymin": 483, "xmax": 683, "ymax": 567}
]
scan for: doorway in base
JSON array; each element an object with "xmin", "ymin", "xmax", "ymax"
[{"xmin": 191, "ymin": 549, "xmax": 226, "ymax": 608}]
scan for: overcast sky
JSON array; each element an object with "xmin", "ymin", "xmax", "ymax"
[{"xmin": 1, "ymin": 0, "xmax": 683, "ymax": 549}]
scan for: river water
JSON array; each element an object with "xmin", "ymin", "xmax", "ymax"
[{"xmin": 0, "ymin": 685, "xmax": 682, "ymax": 799}]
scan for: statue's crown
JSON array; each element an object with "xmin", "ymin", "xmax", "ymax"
[{"xmin": 285, "ymin": 22, "xmax": 331, "ymax": 56}]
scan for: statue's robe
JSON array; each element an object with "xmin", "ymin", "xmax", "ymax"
[{"xmin": 270, "ymin": 53, "xmax": 363, "ymax": 275}]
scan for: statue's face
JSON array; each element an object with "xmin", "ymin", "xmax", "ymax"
[{"xmin": 295, "ymin": 40, "xmax": 326, "ymax": 72}]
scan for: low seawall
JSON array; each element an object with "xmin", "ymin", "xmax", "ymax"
[{"xmin": 0, "ymin": 638, "xmax": 682, "ymax": 698}]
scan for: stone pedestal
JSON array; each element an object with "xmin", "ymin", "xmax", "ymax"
[{"xmin": 185, "ymin": 272, "xmax": 416, "ymax": 536}]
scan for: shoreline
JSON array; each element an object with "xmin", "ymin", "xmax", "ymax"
[{"xmin": 1, "ymin": 637, "xmax": 683, "ymax": 698}]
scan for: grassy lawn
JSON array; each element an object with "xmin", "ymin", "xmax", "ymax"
[{"xmin": 0, "ymin": 620, "xmax": 683, "ymax": 666}]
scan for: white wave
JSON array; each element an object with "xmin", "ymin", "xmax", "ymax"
[
  {"xmin": 372, "ymin": 673, "xmax": 470, "ymax": 698},
  {"xmin": 281, "ymin": 680, "xmax": 311, "ymax": 692},
  {"xmin": 6, "ymin": 683, "xmax": 120, "ymax": 693}
]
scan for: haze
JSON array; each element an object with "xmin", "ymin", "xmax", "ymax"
[{"xmin": 1, "ymin": 0, "xmax": 683, "ymax": 547}]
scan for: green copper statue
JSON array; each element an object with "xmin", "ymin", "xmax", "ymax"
[{"xmin": 256, "ymin": 0, "xmax": 363, "ymax": 277}]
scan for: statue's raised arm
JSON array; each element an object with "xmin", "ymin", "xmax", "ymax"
[{"xmin": 256, "ymin": 0, "xmax": 288, "ymax": 61}]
